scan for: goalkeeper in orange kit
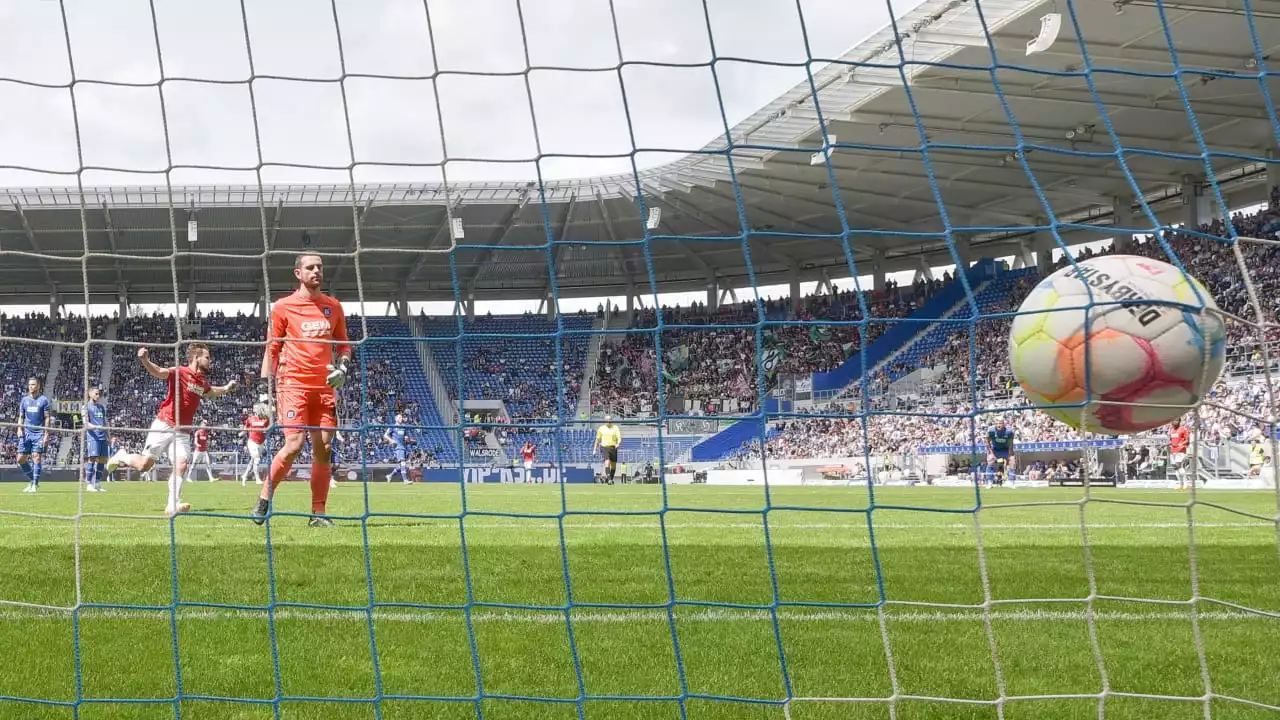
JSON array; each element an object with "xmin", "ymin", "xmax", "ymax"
[{"xmin": 251, "ymin": 253, "xmax": 352, "ymax": 527}]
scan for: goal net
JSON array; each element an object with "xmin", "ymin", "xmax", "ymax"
[{"xmin": 0, "ymin": 0, "xmax": 1277, "ymax": 719}]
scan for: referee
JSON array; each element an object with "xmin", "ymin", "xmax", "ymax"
[{"xmin": 593, "ymin": 415, "xmax": 621, "ymax": 485}]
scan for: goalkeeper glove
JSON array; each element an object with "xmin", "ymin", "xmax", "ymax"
[{"xmin": 326, "ymin": 358, "xmax": 351, "ymax": 390}]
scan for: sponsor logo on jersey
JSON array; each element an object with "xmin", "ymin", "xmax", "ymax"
[{"xmin": 299, "ymin": 319, "xmax": 332, "ymax": 338}]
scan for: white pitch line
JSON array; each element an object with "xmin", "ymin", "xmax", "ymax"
[
  {"xmin": 0, "ymin": 607, "xmax": 1275, "ymax": 625},
  {"xmin": 10, "ymin": 520, "xmax": 1270, "ymax": 531}
]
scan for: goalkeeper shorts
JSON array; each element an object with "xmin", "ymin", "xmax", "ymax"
[{"xmin": 277, "ymin": 387, "xmax": 338, "ymax": 435}]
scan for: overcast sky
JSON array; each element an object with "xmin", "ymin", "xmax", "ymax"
[{"xmin": 0, "ymin": 0, "xmax": 922, "ymax": 188}]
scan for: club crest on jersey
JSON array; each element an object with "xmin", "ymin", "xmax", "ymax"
[
  {"xmin": 322, "ymin": 307, "xmax": 332, "ymax": 317},
  {"xmin": 286, "ymin": 410, "xmax": 297, "ymax": 419}
]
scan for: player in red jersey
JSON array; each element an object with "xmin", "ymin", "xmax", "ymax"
[
  {"xmin": 252, "ymin": 253, "xmax": 352, "ymax": 528},
  {"xmin": 189, "ymin": 422, "xmax": 217, "ymax": 482},
  {"xmin": 106, "ymin": 345, "xmax": 238, "ymax": 517},
  {"xmin": 239, "ymin": 408, "xmax": 271, "ymax": 487},
  {"xmin": 520, "ymin": 440, "xmax": 537, "ymax": 477},
  {"xmin": 1169, "ymin": 418, "xmax": 1192, "ymax": 490}
]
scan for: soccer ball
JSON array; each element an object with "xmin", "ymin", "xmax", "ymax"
[{"xmin": 1009, "ymin": 255, "xmax": 1227, "ymax": 435}]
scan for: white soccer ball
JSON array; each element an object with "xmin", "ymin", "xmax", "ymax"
[
  {"xmin": 1008, "ymin": 255, "xmax": 1227, "ymax": 435},
  {"xmin": 254, "ymin": 396, "xmax": 274, "ymax": 419}
]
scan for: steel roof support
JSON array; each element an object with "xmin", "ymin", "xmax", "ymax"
[
  {"xmin": 328, "ymin": 196, "xmax": 376, "ymax": 288},
  {"xmin": 730, "ymin": 175, "xmax": 914, "ymax": 232},
  {"xmin": 540, "ymin": 194, "xmax": 578, "ymax": 302},
  {"xmin": 266, "ymin": 197, "xmax": 286, "ymax": 254},
  {"xmin": 10, "ymin": 201, "xmax": 57, "ymax": 297},
  {"xmin": 913, "ymin": 28, "xmax": 1280, "ymax": 69},
  {"xmin": 595, "ymin": 192, "xmax": 635, "ymax": 287},
  {"xmin": 100, "ymin": 201, "xmax": 126, "ymax": 292},
  {"xmin": 464, "ymin": 193, "xmax": 530, "ymax": 294},
  {"xmin": 402, "ymin": 210, "xmax": 454, "ymax": 288},
  {"xmin": 826, "ymin": 115, "xmax": 1266, "ymax": 162},
  {"xmin": 689, "ymin": 183, "xmax": 830, "ymax": 235},
  {"xmin": 640, "ymin": 185, "xmax": 735, "ymax": 235},
  {"xmin": 853, "ymin": 77, "xmax": 1272, "ymax": 124}
]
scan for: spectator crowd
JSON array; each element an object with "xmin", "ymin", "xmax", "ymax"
[{"xmin": 4, "ymin": 197, "xmax": 1280, "ymax": 471}]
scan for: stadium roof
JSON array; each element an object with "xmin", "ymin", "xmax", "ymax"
[{"xmin": 1, "ymin": 0, "xmax": 1278, "ymax": 308}]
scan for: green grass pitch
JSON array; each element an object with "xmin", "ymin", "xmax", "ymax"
[{"xmin": 0, "ymin": 480, "xmax": 1277, "ymax": 720}]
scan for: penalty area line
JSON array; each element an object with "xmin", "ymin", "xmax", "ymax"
[{"xmin": 3, "ymin": 607, "xmax": 1274, "ymax": 625}]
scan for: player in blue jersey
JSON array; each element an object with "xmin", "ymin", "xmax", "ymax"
[
  {"xmin": 986, "ymin": 418, "xmax": 1016, "ymax": 488},
  {"xmin": 384, "ymin": 413, "xmax": 412, "ymax": 484},
  {"xmin": 82, "ymin": 386, "xmax": 109, "ymax": 493},
  {"xmin": 17, "ymin": 377, "xmax": 51, "ymax": 493}
]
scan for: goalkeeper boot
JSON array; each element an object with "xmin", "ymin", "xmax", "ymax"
[
  {"xmin": 251, "ymin": 497, "xmax": 270, "ymax": 526},
  {"xmin": 308, "ymin": 515, "xmax": 335, "ymax": 528}
]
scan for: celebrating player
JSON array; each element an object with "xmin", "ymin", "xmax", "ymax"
[
  {"xmin": 240, "ymin": 406, "xmax": 270, "ymax": 486},
  {"xmin": 83, "ymin": 386, "xmax": 108, "ymax": 493},
  {"xmin": 1169, "ymin": 418, "xmax": 1191, "ymax": 490},
  {"xmin": 593, "ymin": 415, "xmax": 621, "ymax": 485},
  {"xmin": 190, "ymin": 422, "xmax": 217, "ymax": 482},
  {"xmin": 105, "ymin": 345, "xmax": 237, "ymax": 517},
  {"xmin": 17, "ymin": 377, "xmax": 51, "ymax": 493},
  {"xmin": 251, "ymin": 253, "xmax": 351, "ymax": 528},
  {"xmin": 384, "ymin": 413, "xmax": 412, "ymax": 484},
  {"xmin": 520, "ymin": 439, "xmax": 537, "ymax": 477},
  {"xmin": 986, "ymin": 418, "xmax": 1016, "ymax": 488}
]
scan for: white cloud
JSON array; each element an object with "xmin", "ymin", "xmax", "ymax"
[{"xmin": 0, "ymin": 0, "xmax": 913, "ymax": 187}]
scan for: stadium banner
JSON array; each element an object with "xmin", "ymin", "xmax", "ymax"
[
  {"xmin": 427, "ymin": 466, "xmax": 595, "ymax": 484},
  {"xmin": 0, "ymin": 465, "xmax": 596, "ymax": 484},
  {"xmin": 52, "ymin": 399, "xmax": 84, "ymax": 414},
  {"xmin": 918, "ymin": 439, "xmax": 1125, "ymax": 455},
  {"xmin": 794, "ymin": 376, "xmax": 813, "ymax": 401},
  {"xmin": 667, "ymin": 418, "xmax": 718, "ymax": 435}
]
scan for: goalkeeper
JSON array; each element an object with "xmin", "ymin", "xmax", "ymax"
[
  {"xmin": 986, "ymin": 418, "xmax": 1016, "ymax": 487},
  {"xmin": 251, "ymin": 253, "xmax": 351, "ymax": 528}
]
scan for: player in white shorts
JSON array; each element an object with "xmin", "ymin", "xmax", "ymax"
[
  {"xmin": 240, "ymin": 406, "xmax": 271, "ymax": 486},
  {"xmin": 190, "ymin": 422, "xmax": 217, "ymax": 482},
  {"xmin": 520, "ymin": 440, "xmax": 537, "ymax": 480},
  {"xmin": 106, "ymin": 345, "xmax": 237, "ymax": 516}
]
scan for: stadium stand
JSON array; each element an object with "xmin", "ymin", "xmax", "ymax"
[
  {"xmin": 745, "ymin": 200, "xmax": 1280, "ymax": 463},
  {"xmin": 346, "ymin": 316, "xmax": 457, "ymax": 465},
  {"xmin": 0, "ymin": 315, "xmax": 59, "ymax": 465},
  {"xmin": 11, "ymin": 200, "xmax": 1280, "ymax": 473},
  {"xmin": 50, "ymin": 315, "xmax": 109, "ymax": 400},
  {"xmin": 423, "ymin": 313, "xmax": 594, "ymax": 422},
  {"xmin": 499, "ymin": 427, "xmax": 702, "ymax": 466},
  {"xmin": 593, "ymin": 280, "xmax": 943, "ymax": 419}
]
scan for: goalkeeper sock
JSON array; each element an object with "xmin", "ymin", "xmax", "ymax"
[
  {"xmin": 264, "ymin": 455, "xmax": 296, "ymax": 499},
  {"xmin": 32, "ymin": 462, "xmax": 42, "ymax": 487},
  {"xmin": 18, "ymin": 461, "xmax": 32, "ymax": 482},
  {"xmin": 310, "ymin": 462, "xmax": 332, "ymax": 515},
  {"xmin": 85, "ymin": 463, "xmax": 96, "ymax": 488},
  {"xmin": 96, "ymin": 461, "xmax": 106, "ymax": 488}
]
